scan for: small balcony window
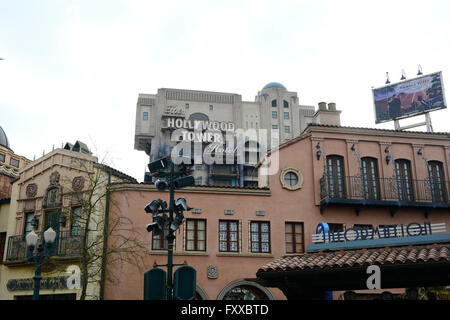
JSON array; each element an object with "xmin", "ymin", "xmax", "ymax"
[{"xmin": 10, "ymin": 158, "xmax": 19, "ymax": 168}]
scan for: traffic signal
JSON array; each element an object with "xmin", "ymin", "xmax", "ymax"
[
  {"xmin": 144, "ymin": 199, "xmax": 167, "ymax": 215},
  {"xmin": 175, "ymin": 196, "xmax": 191, "ymax": 211},
  {"xmin": 146, "ymin": 214, "xmax": 168, "ymax": 236},
  {"xmin": 173, "ymin": 176, "xmax": 195, "ymax": 189},
  {"xmin": 148, "ymin": 157, "xmax": 169, "ymax": 174},
  {"xmin": 170, "ymin": 197, "xmax": 192, "ymax": 231},
  {"xmin": 170, "ymin": 211, "xmax": 184, "ymax": 231},
  {"xmin": 154, "ymin": 179, "xmax": 169, "ymax": 191}
]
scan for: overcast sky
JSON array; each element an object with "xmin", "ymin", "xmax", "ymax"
[{"xmin": 1, "ymin": 0, "xmax": 449, "ymax": 182}]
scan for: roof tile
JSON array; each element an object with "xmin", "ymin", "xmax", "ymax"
[{"xmin": 258, "ymin": 243, "xmax": 450, "ymax": 273}]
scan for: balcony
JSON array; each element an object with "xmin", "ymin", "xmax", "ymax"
[
  {"xmin": 4, "ymin": 230, "xmax": 84, "ymax": 264},
  {"xmin": 319, "ymin": 175, "xmax": 450, "ymax": 215}
]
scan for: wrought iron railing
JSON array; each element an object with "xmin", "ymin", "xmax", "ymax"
[
  {"xmin": 320, "ymin": 175, "xmax": 449, "ymax": 204},
  {"xmin": 5, "ymin": 230, "xmax": 84, "ymax": 263}
]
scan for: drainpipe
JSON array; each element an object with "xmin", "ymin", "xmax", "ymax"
[{"xmin": 99, "ymin": 168, "xmax": 112, "ymax": 300}]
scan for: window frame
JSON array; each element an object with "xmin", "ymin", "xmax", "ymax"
[
  {"xmin": 326, "ymin": 155, "xmax": 346, "ymax": 198},
  {"xmin": 185, "ymin": 219, "xmax": 207, "ymax": 252},
  {"xmin": 23, "ymin": 212, "xmax": 35, "ymax": 236},
  {"xmin": 0, "ymin": 232, "xmax": 6, "ymax": 263},
  {"xmin": 152, "ymin": 222, "xmax": 170, "ymax": 250},
  {"xmin": 70, "ymin": 206, "xmax": 83, "ymax": 236},
  {"xmin": 428, "ymin": 160, "xmax": 447, "ymax": 202},
  {"xmin": 10, "ymin": 157, "xmax": 19, "ymax": 168},
  {"xmin": 361, "ymin": 157, "xmax": 380, "ymax": 200},
  {"xmin": 285, "ymin": 222, "xmax": 304, "ymax": 254},
  {"xmin": 272, "ymin": 111, "xmax": 277, "ymax": 119},
  {"xmin": 395, "ymin": 159, "xmax": 414, "ymax": 202},
  {"xmin": 250, "ymin": 221, "xmax": 271, "ymax": 253},
  {"xmin": 219, "ymin": 220, "xmax": 239, "ymax": 253}
]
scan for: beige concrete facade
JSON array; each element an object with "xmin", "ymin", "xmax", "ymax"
[
  {"xmin": 134, "ymin": 84, "xmax": 321, "ymax": 186},
  {"xmin": 106, "ymin": 123, "xmax": 450, "ymax": 300},
  {"xmin": 0, "ymin": 146, "xmax": 136, "ymax": 300}
]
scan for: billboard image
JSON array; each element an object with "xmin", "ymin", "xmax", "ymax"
[{"xmin": 373, "ymin": 71, "xmax": 446, "ymax": 123}]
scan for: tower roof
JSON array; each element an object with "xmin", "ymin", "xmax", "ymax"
[
  {"xmin": 262, "ymin": 82, "xmax": 287, "ymax": 90},
  {"xmin": 0, "ymin": 126, "xmax": 10, "ymax": 149}
]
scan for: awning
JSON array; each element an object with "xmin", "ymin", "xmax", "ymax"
[{"xmin": 255, "ymin": 242, "xmax": 450, "ymax": 299}]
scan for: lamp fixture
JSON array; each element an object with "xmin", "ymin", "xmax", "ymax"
[
  {"xmin": 385, "ymin": 155, "xmax": 392, "ymax": 165},
  {"xmin": 43, "ymin": 227, "xmax": 57, "ymax": 244},
  {"xmin": 26, "ymin": 230, "xmax": 39, "ymax": 247},
  {"xmin": 417, "ymin": 65, "xmax": 423, "ymax": 76},
  {"xmin": 400, "ymin": 69, "xmax": 406, "ymax": 80},
  {"xmin": 385, "ymin": 72, "xmax": 390, "ymax": 84}
]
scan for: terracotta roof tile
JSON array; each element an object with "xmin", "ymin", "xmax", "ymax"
[{"xmin": 258, "ymin": 243, "xmax": 450, "ymax": 273}]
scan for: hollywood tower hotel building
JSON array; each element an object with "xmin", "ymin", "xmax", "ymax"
[{"xmin": 134, "ymin": 83, "xmax": 338, "ymax": 186}]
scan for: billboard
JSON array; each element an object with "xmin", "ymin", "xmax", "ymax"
[{"xmin": 373, "ymin": 71, "xmax": 446, "ymax": 124}]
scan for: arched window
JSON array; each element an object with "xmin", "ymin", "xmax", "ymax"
[
  {"xmin": 395, "ymin": 159, "xmax": 414, "ymax": 202},
  {"xmin": 428, "ymin": 161, "xmax": 447, "ymax": 202},
  {"xmin": 326, "ymin": 155, "xmax": 346, "ymax": 198},
  {"xmin": 271, "ymin": 99, "xmax": 277, "ymax": 107},
  {"xmin": 188, "ymin": 112, "xmax": 209, "ymax": 121},
  {"xmin": 361, "ymin": 157, "xmax": 380, "ymax": 200},
  {"xmin": 218, "ymin": 280, "xmax": 275, "ymax": 300},
  {"xmin": 283, "ymin": 100, "xmax": 289, "ymax": 108}
]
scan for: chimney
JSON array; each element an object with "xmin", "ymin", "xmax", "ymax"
[{"xmin": 312, "ymin": 102, "xmax": 341, "ymax": 126}]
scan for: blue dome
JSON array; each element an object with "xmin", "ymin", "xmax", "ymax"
[
  {"xmin": 0, "ymin": 126, "xmax": 10, "ymax": 149},
  {"xmin": 262, "ymin": 82, "xmax": 286, "ymax": 90}
]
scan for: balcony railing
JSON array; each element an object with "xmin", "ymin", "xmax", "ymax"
[
  {"xmin": 5, "ymin": 230, "xmax": 84, "ymax": 263},
  {"xmin": 320, "ymin": 175, "xmax": 450, "ymax": 207}
]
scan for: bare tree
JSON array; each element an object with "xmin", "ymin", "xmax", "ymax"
[{"xmin": 58, "ymin": 155, "xmax": 147, "ymax": 300}]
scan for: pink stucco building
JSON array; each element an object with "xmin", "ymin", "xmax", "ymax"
[{"xmin": 105, "ymin": 120, "xmax": 450, "ymax": 300}]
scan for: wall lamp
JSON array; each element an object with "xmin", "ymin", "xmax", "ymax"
[
  {"xmin": 385, "ymin": 155, "xmax": 392, "ymax": 165},
  {"xmin": 315, "ymin": 142, "xmax": 322, "ymax": 160},
  {"xmin": 384, "ymin": 146, "xmax": 392, "ymax": 165}
]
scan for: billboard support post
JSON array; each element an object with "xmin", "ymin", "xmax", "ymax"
[{"xmin": 393, "ymin": 112, "xmax": 433, "ymax": 133}]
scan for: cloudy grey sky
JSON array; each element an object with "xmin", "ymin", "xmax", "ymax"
[{"xmin": 1, "ymin": 0, "xmax": 449, "ymax": 181}]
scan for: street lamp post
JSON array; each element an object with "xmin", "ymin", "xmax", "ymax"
[
  {"xmin": 26, "ymin": 227, "xmax": 57, "ymax": 300},
  {"xmin": 145, "ymin": 157, "xmax": 195, "ymax": 300}
]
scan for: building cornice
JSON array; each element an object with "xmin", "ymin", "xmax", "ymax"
[
  {"xmin": 304, "ymin": 124, "xmax": 450, "ymax": 140},
  {"xmin": 109, "ymin": 182, "xmax": 271, "ymax": 196}
]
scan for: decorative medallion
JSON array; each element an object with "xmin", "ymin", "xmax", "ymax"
[
  {"xmin": 207, "ymin": 265, "xmax": 218, "ymax": 279},
  {"xmin": 72, "ymin": 176, "xmax": 85, "ymax": 191},
  {"xmin": 26, "ymin": 183, "xmax": 38, "ymax": 198},
  {"xmin": 49, "ymin": 171, "xmax": 60, "ymax": 187}
]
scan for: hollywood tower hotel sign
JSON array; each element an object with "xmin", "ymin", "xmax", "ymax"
[{"xmin": 134, "ymin": 85, "xmax": 318, "ymax": 186}]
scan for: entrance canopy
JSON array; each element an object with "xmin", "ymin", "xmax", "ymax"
[{"xmin": 255, "ymin": 236, "xmax": 450, "ymax": 299}]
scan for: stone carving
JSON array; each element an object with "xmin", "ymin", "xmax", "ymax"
[
  {"xmin": 72, "ymin": 176, "xmax": 85, "ymax": 191},
  {"xmin": 26, "ymin": 183, "xmax": 38, "ymax": 198},
  {"xmin": 50, "ymin": 171, "xmax": 60, "ymax": 187},
  {"xmin": 207, "ymin": 265, "xmax": 218, "ymax": 279}
]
